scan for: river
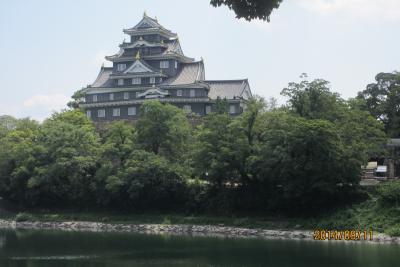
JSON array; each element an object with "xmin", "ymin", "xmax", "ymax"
[{"xmin": 0, "ymin": 229, "xmax": 399, "ymax": 266}]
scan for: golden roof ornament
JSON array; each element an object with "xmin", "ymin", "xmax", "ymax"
[
  {"xmin": 139, "ymin": 36, "xmax": 143, "ymax": 40},
  {"xmin": 143, "ymin": 11, "xmax": 147, "ymax": 17},
  {"xmin": 161, "ymin": 39, "xmax": 164, "ymax": 44},
  {"xmin": 135, "ymin": 50, "xmax": 141, "ymax": 60}
]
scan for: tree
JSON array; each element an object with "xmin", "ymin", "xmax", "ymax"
[
  {"xmin": 27, "ymin": 110, "xmax": 100, "ymax": 206},
  {"xmin": 214, "ymin": 97, "xmax": 229, "ymax": 114},
  {"xmin": 193, "ymin": 113, "xmax": 244, "ymax": 187},
  {"xmin": 105, "ymin": 150, "xmax": 186, "ymax": 210},
  {"xmin": 357, "ymin": 72, "xmax": 400, "ymax": 137},
  {"xmin": 210, "ymin": 0, "xmax": 283, "ymax": 21},
  {"xmin": 94, "ymin": 121, "xmax": 136, "ymax": 206},
  {"xmin": 282, "ymin": 77, "xmax": 387, "ymax": 161},
  {"xmin": 100, "ymin": 121, "xmax": 136, "ymax": 167},
  {"xmin": 67, "ymin": 88, "xmax": 86, "ymax": 109},
  {"xmin": 136, "ymin": 101, "xmax": 190, "ymax": 158},
  {"xmin": 0, "ymin": 118, "xmax": 42, "ymax": 206},
  {"xmin": 0, "ymin": 115, "xmax": 19, "ymax": 139},
  {"xmin": 249, "ymin": 112, "xmax": 361, "ymax": 210},
  {"xmin": 281, "ymin": 77, "xmax": 346, "ymax": 122}
]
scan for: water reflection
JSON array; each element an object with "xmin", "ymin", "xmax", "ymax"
[{"xmin": 0, "ymin": 229, "xmax": 399, "ymax": 267}]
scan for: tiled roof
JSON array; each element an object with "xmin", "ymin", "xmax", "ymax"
[
  {"xmin": 164, "ymin": 40, "xmax": 184, "ymax": 56},
  {"xmin": 124, "ymin": 14, "xmax": 177, "ymax": 37},
  {"xmin": 162, "ymin": 61, "xmax": 205, "ymax": 86},
  {"xmin": 91, "ymin": 67, "xmax": 113, "ymax": 87},
  {"xmin": 205, "ymin": 80, "xmax": 249, "ymax": 99}
]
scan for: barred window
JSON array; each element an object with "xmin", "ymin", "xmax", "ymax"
[
  {"xmin": 132, "ymin": 77, "xmax": 141, "ymax": 85},
  {"xmin": 160, "ymin": 61, "xmax": 169, "ymax": 69},
  {"xmin": 205, "ymin": 105, "xmax": 212, "ymax": 114},
  {"xmin": 183, "ymin": 105, "xmax": 191, "ymax": 113},
  {"xmin": 98, "ymin": 109, "xmax": 105, "ymax": 118},
  {"xmin": 128, "ymin": 107, "xmax": 137, "ymax": 116},
  {"xmin": 229, "ymin": 105, "xmax": 236, "ymax": 114},
  {"xmin": 117, "ymin": 64, "xmax": 126, "ymax": 71},
  {"xmin": 113, "ymin": 108, "xmax": 120, "ymax": 117}
]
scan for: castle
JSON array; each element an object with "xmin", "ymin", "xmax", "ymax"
[{"xmin": 80, "ymin": 13, "xmax": 252, "ymax": 121}]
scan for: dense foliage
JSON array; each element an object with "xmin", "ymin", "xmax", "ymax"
[
  {"xmin": 357, "ymin": 72, "xmax": 400, "ymax": 138},
  {"xmin": 0, "ymin": 78, "xmax": 388, "ymax": 214},
  {"xmin": 210, "ymin": 0, "xmax": 283, "ymax": 21}
]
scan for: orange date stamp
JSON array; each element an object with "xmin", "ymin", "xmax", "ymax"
[{"xmin": 314, "ymin": 229, "xmax": 373, "ymax": 241}]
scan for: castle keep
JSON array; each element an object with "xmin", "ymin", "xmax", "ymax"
[{"xmin": 80, "ymin": 13, "xmax": 252, "ymax": 121}]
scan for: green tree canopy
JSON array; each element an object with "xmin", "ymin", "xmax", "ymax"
[
  {"xmin": 0, "ymin": 118, "xmax": 41, "ymax": 205},
  {"xmin": 357, "ymin": 72, "xmax": 400, "ymax": 137},
  {"xmin": 210, "ymin": 0, "xmax": 283, "ymax": 21},
  {"xmin": 105, "ymin": 150, "xmax": 186, "ymax": 210},
  {"xmin": 27, "ymin": 110, "xmax": 101, "ymax": 206},
  {"xmin": 281, "ymin": 77, "xmax": 346, "ymax": 121},
  {"xmin": 136, "ymin": 101, "xmax": 191, "ymax": 158}
]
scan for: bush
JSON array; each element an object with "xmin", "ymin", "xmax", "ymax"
[
  {"xmin": 377, "ymin": 181, "xmax": 400, "ymax": 207},
  {"xmin": 15, "ymin": 212, "xmax": 35, "ymax": 222},
  {"xmin": 385, "ymin": 224, "xmax": 400, "ymax": 236}
]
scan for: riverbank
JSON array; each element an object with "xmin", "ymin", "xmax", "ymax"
[{"xmin": 0, "ymin": 219, "xmax": 399, "ymax": 244}]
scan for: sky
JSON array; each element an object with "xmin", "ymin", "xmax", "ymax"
[{"xmin": 0, "ymin": 0, "xmax": 399, "ymax": 121}]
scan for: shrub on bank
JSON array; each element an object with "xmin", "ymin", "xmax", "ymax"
[
  {"xmin": 377, "ymin": 180, "xmax": 400, "ymax": 207},
  {"xmin": 15, "ymin": 212, "xmax": 35, "ymax": 222}
]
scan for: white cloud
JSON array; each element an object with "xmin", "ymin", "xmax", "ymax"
[
  {"xmin": 298, "ymin": 0, "xmax": 400, "ymax": 21},
  {"xmin": 23, "ymin": 94, "xmax": 69, "ymax": 112}
]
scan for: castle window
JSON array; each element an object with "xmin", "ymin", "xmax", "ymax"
[
  {"xmin": 117, "ymin": 64, "xmax": 126, "ymax": 71},
  {"xmin": 124, "ymin": 92, "xmax": 129, "ymax": 100},
  {"xmin": 98, "ymin": 109, "xmax": 105, "ymax": 118},
  {"xmin": 93, "ymin": 95, "xmax": 98, "ymax": 102},
  {"xmin": 132, "ymin": 77, "xmax": 141, "ymax": 85},
  {"xmin": 109, "ymin": 93, "xmax": 114, "ymax": 101},
  {"xmin": 190, "ymin": 89, "xmax": 195, "ymax": 97},
  {"xmin": 175, "ymin": 61, "xmax": 178, "ymax": 69},
  {"xmin": 86, "ymin": 110, "xmax": 91, "ymax": 118},
  {"xmin": 229, "ymin": 105, "xmax": 236, "ymax": 114},
  {"xmin": 150, "ymin": 77, "xmax": 156, "ymax": 84},
  {"xmin": 113, "ymin": 108, "xmax": 120, "ymax": 117},
  {"xmin": 183, "ymin": 105, "xmax": 191, "ymax": 113},
  {"xmin": 118, "ymin": 79, "xmax": 124, "ymax": 86},
  {"xmin": 160, "ymin": 60, "xmax": 169, "ymax": 69},
  {"xmin": 177, "ymin": 90, "xmax": 182, "ymax": 97},
  {"xmin": 205, "ymin": 105, "xmax": 211, "ymax": 114},
  {"xmin": 128, "ymin": 107, "xmax": 137, "ymax": 116}
]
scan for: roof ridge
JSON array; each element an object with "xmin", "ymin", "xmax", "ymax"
[{"xmin": 205, "ymin": 79, "xmax": 248, "ymax": 82}]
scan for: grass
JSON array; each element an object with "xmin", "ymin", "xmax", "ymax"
[
  {"xmin": 2, "ymin": 184, "xmax": 400, "ymax": 236},
  {"xmin": 4, "ymin": 203, "xmax": 397, "ymax": 236},
  {"xmin": 4, "ymin": 211, "xmax": 294, "ymax": 230}
]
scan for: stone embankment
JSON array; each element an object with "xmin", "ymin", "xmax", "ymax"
[{"xmin": 0, "ymin": 219, "xmax": 398, "ymax": 244}]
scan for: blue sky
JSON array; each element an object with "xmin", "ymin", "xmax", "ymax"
[{"xmin": 1, "ymin": 0, "xmax": 399, "ymax": 121}]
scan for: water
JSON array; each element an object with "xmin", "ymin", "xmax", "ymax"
[{"xmin": 0, "ymin": 229, "xmax": 399, "ymax": 267}]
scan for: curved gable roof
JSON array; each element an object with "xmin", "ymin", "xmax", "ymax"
[
  {"xmin": 90, "ymin": 67, "xmax": 113, "ymax": 87},
  {"xmin": 205, "ymin": 79, "xmax": 250, "ymax": 99},
  {"xmin": 161, "ymin": 61, "xmax": 205, "ymax": 86}
]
